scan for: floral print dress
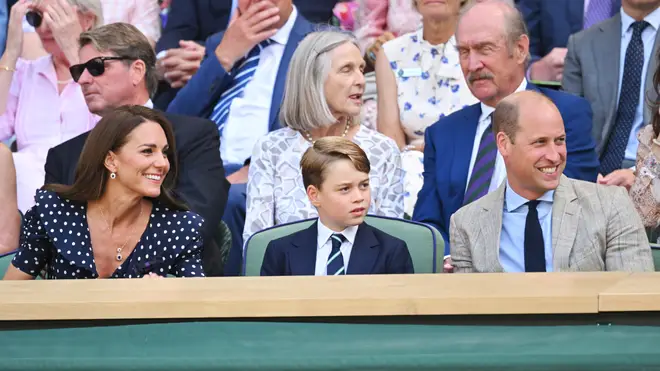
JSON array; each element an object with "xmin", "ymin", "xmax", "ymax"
[{"xmin": 382, "ymin": 28, "xmax": 477, "ymax": 216}]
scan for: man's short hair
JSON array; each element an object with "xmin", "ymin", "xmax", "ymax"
[
  {"xmin": 300, "ymin": 137, "xmax": 370, "ymax": 190},
  {"xmin": 492, "ymin": 91, "xmax": 554, "ymax": 142},
  {"xmin": 79, "ymin": 23, "xmax": 158, "ymax": 97}
]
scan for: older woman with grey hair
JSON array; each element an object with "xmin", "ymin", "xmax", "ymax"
[
  {"xmin": 0, "ymin": 0, "xmax": 103, "ymax": 212},
  {"xmin": 242, "ymin": 30, "xmax": 405, "ymax": 244}
]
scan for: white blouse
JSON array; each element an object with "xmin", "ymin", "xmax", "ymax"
[{"xmin": 243, "ymin": 125, "xmax": 404, "ymax": 244}]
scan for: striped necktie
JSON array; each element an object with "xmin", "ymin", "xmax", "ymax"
[
  {"xmin": 464, "ymin": 114, "xmax": 496, "ymax": 205},
  {"xmin": 209, "ymin": 39, "xmax": 273, "ymax": 135},
  {"xmin": 326, "ymin": 233, "xmax": 347, "ymax": 276},
  {"xmin": 583, "ymin": 0, "xmax": 615, "ymax": 30}
]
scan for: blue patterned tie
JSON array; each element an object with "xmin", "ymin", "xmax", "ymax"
[
  {"xmin": 209, "ymin": 39, "xmax": 273, "ymax": 135},
  {"xmin": 464, "ymin": 114, "xmax": 496, "ymax": 205},
  {"xmin": 600, "ymin": 21, "xmax": 649, "ymax": 175},
  {"xmin": 326, "ymin": 233, "xmax": 346, "ymax": 275},
  {"xmin": 583, "ymin": 0, "xmax": 615, "ymax": 29}
]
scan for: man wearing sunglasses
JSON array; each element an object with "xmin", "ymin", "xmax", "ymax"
[{"xmin": 43, "ymin": 22, "xmax": 229, "ymax": 277}]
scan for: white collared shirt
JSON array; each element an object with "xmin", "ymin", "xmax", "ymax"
[
  {"xmin": 465, "ymin": 78, "xmax": 528, "ymax": 194},
  {"xmin": 314, "ymin": 219, "xmax": 359, "ymax": 276},
  {"xmin": 144, "ymin": 99, "xmax": 154, "ymax": 109},
  {"xmin": 617, "ymin": 6, "xmax": 660, "ymax": 161},
  {"xmin": 220, "ymin": 7, "xmax": 299, "ymax": 166}
]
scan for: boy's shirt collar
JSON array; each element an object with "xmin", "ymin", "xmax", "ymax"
[{"xmin": 316, "ymin": 219, "xmax": 359, "ymax": 249}]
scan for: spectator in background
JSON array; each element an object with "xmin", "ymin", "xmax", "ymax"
[
  {"xmin": 166, "ymin": 0, "xmax": 315, "ymax": 275},
  {"xmin": 376, "ymin": 0, "xmax": 477, "ymax": 216},
  {"xmin": 153, "ymin": 0, "xmax": 234, "ymax": 109},
  {"xmin": 412, "ymin": 0, "xmax": 599, "ymax": 272},
  {"xmin": 0, "ymin": 143, "xmax": 20, "ymax": 255},
  {"xmin": 520, "ymin": 0, "xmax": 620, "ymax": 82},
  {"xmin": 5, "ymin": 107, "xmax": 207, "ymax": 280},
  {"xmin": 296, "ymin": 0, "xmax": 341, "ymax": 23},
  {"xmin": 631, "ymin": 55, "xmax": 660, "ymax": 230},
  {"xmin": 0, "ymin": 1, "xmax": 7, "ymax": 56},
  {"xmin": 243, "ymin": 31, "xmax": 404, "ymax": 274},
  {"xmin": 44, "ymin": 22, "xmax": 228, "ymax": 277},
  {"xmin": 563, "ymin": 0, "xmax": 660, "ymax": 189},
  {"xmin": 450, "ymin": 91, "xmax": 653, "ymax": 273},
  {"xmin": 0, "ymin": 0, "xmax": 102, "ymax": 213},
  {"xmin": 20, "ymin": 0, "xmax": 161, "ymax": 61}
]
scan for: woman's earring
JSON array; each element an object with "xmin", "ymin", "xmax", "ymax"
[{"xmin": 110, "ymin": 172, "xmax": 117, "ymax": 179}]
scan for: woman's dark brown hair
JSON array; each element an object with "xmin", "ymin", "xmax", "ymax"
[
  {"xmin": 651, "ymin": 52, "xmax": 660, "ymax": 137},
  {"xmin": 44, "ymin": 105, "xmax": 187, "ymax": 210}
]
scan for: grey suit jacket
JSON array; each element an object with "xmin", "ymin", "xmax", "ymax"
[
  {"xmin": 563, "ymin": 13, "xmax": 660, "ymax": 156},
  {"xmin": 449, "ymin": 175, "xmax": 654, "ymax": 273}
]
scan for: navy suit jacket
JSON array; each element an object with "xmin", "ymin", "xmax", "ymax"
[
  {"xmin": 156, "ymin": 0, "xmax": 231, "ymax": 53},
  {"xmin": 412, "ymin": 84, "xmax": 599, "ymax": 256},
  {"xmin": 519, "ymin": 0, "xmax": 620, "ymax": 64},
  {"xmin": 166, "ymin": 15, "xmax": 316, "ymax": 133},
  {"xmin": 260, "ymin": 221, "xmax": 414, "ymax": 276}
]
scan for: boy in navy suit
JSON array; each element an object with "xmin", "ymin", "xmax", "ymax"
[{"xmin": 260, "ymin": 137, "xmax": 414, "ymax": 276}]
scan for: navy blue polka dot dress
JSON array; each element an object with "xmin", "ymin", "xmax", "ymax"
[{"xmin": 12, "ymin": 190, "xmax": 206, "ymax": 279}]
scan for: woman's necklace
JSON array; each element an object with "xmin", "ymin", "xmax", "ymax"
[
  {"xmin": 57, "ymin": 79, "xmax": 72, "ymax": 84},
  {"xmin": 303, "ymin": 120, "xmax": 351, "ymax": 144},
  {"xmin": 98, "ymin": 203, "xmax": 144, "ymax": 261}
]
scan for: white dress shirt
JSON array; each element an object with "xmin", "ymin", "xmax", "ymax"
[
  {"xmin": 314, "ymin": 220, "xmax": 359, "ymax": 276},
  {"xmin": 465, "ymin": 78, "xmax": 528, "ymax": 194},
  {"xmin": 617, "ymin": 7, "xmax": 660, "ymax": 161},
  {"xmin": 220, "ymin": 7, "xmax": 298, "ymax": 166}
]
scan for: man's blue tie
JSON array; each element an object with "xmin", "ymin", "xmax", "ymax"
[
  {"xmin": 524, "ymin": 200, "xmax": 546, "ymax": 272},
  {"xmin": 600, "ymin": 21, "xmax": 649, "ymax": 175},
  {"xmin": 326, "ymin": 233, "xmax": 346, "ymax": 275},
  {"xmin": 209, "ymin": 39, "xmax": 273, "ymax": 135},
  {"xmin": 464, "ymin": 114, "xmax": 496, "ymax": 205}
]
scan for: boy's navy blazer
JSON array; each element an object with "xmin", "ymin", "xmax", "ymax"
[{"xmin": 260, "ymin": 221, "xmax": 414, "ymax": 276}]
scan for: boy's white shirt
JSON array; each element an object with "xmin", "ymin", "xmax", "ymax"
[{"xmin": 314, "ymin": 219, "xmax": 358, "ymax": 276}]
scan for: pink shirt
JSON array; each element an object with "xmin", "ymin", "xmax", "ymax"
[
  {"xmin": 0, "ymin": 56, "xmax": 99, "ymax": 155},
  {"xmin": 102, "ymin": 0, "xmax": 162, "ymax": 42},
  {"xmin": 354, "ymin": 0, "xmax": 422, "ymax": 52}
]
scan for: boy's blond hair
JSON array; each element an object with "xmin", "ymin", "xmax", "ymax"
[{"xmin": 300, "ymin": 137, "xmax": 370, "ymax": 190}]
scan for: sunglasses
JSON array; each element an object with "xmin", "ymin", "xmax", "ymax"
[
  {"xmin": 26, "ymin": 11, "xmax": 43, "ymax": 28},
  {"xmin": 69, "ymin": 56, "xmax": 134, "ymax": 82}
]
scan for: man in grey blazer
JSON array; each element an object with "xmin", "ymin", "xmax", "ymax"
[
  {"xmin": 563, "ymin": 0, "xmax": 660, "ymax": 189},
  {"xmin": 450, "ymin": 91, "xmax": 653, "ymax": 273}
]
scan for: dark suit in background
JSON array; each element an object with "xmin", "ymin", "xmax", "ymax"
[
  {"xmin": 519, "ymin": 0, "xmax": 620, "ymax": 66},
  {"xmin": 260, "ymin": 221, "xmax": 414, "ymax": 276},
  {"xmin": 412, "ymin": 84, "xmax": 599, "ymax": 256},
  {"xmin": 43, "ymin": 113, "xmax": 229, "ymax": 277}
]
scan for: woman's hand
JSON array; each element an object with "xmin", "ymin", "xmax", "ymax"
[
  {"xmin": 3, "ymin": 0, "xmax": 32, "ymax": 63},
  {"xmin": 365, "ymin": 32, "xmax": 394, "ymax": 70},
  {"xmin": 43, "ymin": 0, "xmax": 83, "ymax": 65},
  {"xmin": 142, "ymin": 272, "xmax": 164, "ymax": 279}
]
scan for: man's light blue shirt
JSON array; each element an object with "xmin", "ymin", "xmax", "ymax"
[
  {"xmin": 500, "ymin": 182, "xmax": 554, "ymax": 272},
  {"xmin": 618, "ymin": 7, "xmax": 660, "ymax": 161}
]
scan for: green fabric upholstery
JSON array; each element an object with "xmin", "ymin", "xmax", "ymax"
[
  {"xmin": 2, "ymin": 322, "xmax": 660, "ymax": 370},
  {"xmin": 650, "ymin": 244, "xmax": 660, "ymax": 272},
  {"xmin": 243, "ymin": 216, "xmax": 443, "ymax": 276},
  {"xmin": 0, "ymin": 251, "xmax": 15, "ymax": 278}
]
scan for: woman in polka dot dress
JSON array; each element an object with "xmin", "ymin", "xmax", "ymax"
[{"xmin": 4, "ymin": 106, "xmax": 205, "ymax": 279}]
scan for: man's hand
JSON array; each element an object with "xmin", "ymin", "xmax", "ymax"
[
  {"xmin": 159, "ymin": 40, "xmax": 205, "ymax": 88},
  {"xmin": 597, "ymin": 169, "xmax": 636, "ymax": 190},
  {"xmin": 227, "ymin": 165, "xmax": 249, "ymax": 184},
  {"xmin": 529, "ymin": 47, "xmax": 567, "ymax": 82},
  {"xmin": 214, "ymin": 1, "xmax": 280, "ymax": 71},
  {"xmin": 444, "ymin": 257, "xmax": 454, "ymax": 273}
]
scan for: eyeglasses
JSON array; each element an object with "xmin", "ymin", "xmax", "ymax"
[
  {"xmin": 26, "ymin": 11, "xmax": 43, "ymax": 28},
  {"xmin": 69, "ymin": 56, "xmax": 134, "ymax": 82}
]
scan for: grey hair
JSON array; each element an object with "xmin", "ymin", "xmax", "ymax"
[
  {"xmin": 280, "ymin": 30, "xmax": 361, "ymax": 132},
  {"xmin": 35, "ymin": 0, "xmax": 104, "ymax": 29},
  {"xmin": 458, "ymin": 0, "xmax": 530, "ymax": 65}
]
